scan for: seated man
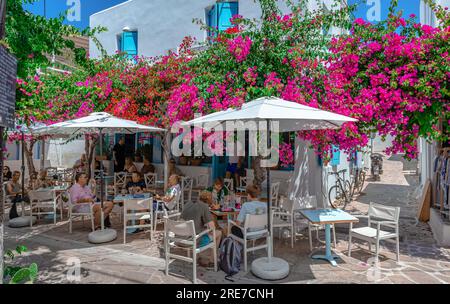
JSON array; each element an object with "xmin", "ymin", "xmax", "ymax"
[
  {"xmin": 126, "ymin": 172, "xmax": 146, "ymax": 194},
  {"xmin": 154, "ymin": 174, "xmax": 181, "ymax": 211},
  {"xmin": 206, "ymin": 178, "xmax": 229, "ymax": 206},
  {"xmin": 231, "ymin": 185, "xmax": 267, "ymax": 238},
  {"xmin": 6, "ymin": 171, "xmax": 29, "ymax": 219},
  {"xmin": 181, "ymin": 191, "xmax": 222, "ymax": 267},
  {"xmin": 69, "ymin": 173, "xmax": 114, "ymax": 230}
]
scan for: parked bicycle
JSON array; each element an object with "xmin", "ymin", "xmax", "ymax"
[
  {"xmin": 350, "ymin": 167, "xmax": 369, "ymax": 197},
  {"xmin": 328, "ymin": 169, "xmax": 352, "ymax": 210}
]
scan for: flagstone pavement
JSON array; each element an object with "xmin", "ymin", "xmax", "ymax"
[{"xmin": 4, "ymin": 154, "xmax": 450, "ymax": 284}]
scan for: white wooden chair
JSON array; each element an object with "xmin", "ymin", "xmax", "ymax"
[
  {"xmin": 224, "ymin": 178, "xmax": 234, "ymax": 192},
  {"xmin": 144, "ymin": 173, "xmax": 157, "ymax": 193},
  {"xmin": 65, "ymin": 190, "xmax": 95, "ymax": 233},
  {"xmin": 123, "ymin": 198, "xmax": 153, "ymax": 244},
  {"xmin": 192, "ymin": 174, "xmax": 209, "ymax": 201},
  {"xmin": 348, "ymin": 202, "xmax": 400, "ymax": 262},
  {"xmin": 228, "ymin": 214, "xmax": 270, "ymax": 272},
  {"xmin": 164, "ymin": 216, "xmax": 217, "ymax": 284},
  {"xmin": 28, "ymin": 190, "xmax": 58, "ymax": 227},
  {"xmin": 180, "ymin": 176, "xmax": 193, "ymax": 209},
  {"xmin": 114, "ymin": 172, "xmax": 127, "ymax": 196},
  {"xmin": 154, "ymin": 189, "xmax": 181, "ymax": 231},
  {"xmin": 3, "ymin": 182, "xmax": 26, "ymax": 216},
  {"xmin": 270, "ymin": 182, "xmax": 280, "ymax": 209},
  {"xmin": 271, "ymin": 196, "xmax": 296, "ymax": 248},
  {"xmin": 299, "ymin": 195, "xmax": 337, "ymax": 252},
  {"xmin": 237, "ymin": 176, "xmax": 251, "ymax": 192}
]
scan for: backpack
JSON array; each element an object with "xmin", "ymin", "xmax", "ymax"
[{"xmin": 218, "ymin": 237, "xmax": 242, "ymax": 281}]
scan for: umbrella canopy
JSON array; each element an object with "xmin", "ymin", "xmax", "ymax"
[
  {"xmin": 185, "ymin": 96, "xmax": 357, "ymax": 131},
  {"xmin": 33, "ymin": 112, "xmax": 166, "ymax": 137}
]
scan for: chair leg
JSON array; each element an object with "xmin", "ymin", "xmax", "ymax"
[
  {"xmin": 123, "ymin": 218, "xmax": 127, "ymax": 245},
  {"xmin": 54, "ymin": 203, "xmax": 57, "ymax": 225},
  {"xmin": 192, "ymin": 248, "xmax": 197, "ymax": 284},
  {"xmin": 165, "ymin": 238, "xmax": 169, "ymax": 276},
  {"xmin": 368, "ymin": 242, "xmax": 372, "ymax": 252},
  {"xmin": 308, "ymin": 225, "xmax": 313, "ymax": 252},
  {"xmin": 213, "ymin": 241, "xmax": 218, "ymax": 272},
  {"xmin": 396, "ymin": 236, "xmax": 400, "ymax": 262},
  {"xmin": 244, "ymin": 242, "xmax": 248, "ymax": 272},
  {"xmin": 348, "ymin": 232, "xmax": 352, "ymax": 257},
  {"xmin": 375, "ymin": 239, "xmax": 380, "ymax": 264},
  {"xmin": 291, "ymin": 225, "xmax": 294, "ymax": 249},
  {"xmin": 69, "ymin": 216, "xmax": 72, "ymax": 234}
]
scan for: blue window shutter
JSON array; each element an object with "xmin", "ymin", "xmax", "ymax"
[
  {"xmin": 331, "ymin": 145, "xmax": 341, "ymax": 166},
  {"xmin": 217, "ymin": 2, "xmax": 238, "ymax": 31},
  {"xmin": 208, "ymin": 4, "xmax": 217, "ymax": 37},
  {"xmin": 121, "ymin": 31, "xmax": 138, "ymax": 59}
]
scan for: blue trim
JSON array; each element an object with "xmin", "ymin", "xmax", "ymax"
[
  {"xmin": 331, "ymin": 145, "xmax": 340, "ymax": 167},
  {"xmin": 121, "ymin": 31, "xmax": 138, "ymax": 60}
]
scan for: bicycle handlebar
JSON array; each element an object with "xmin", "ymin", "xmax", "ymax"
[{"xmin": 328, "ymin": 169, "xmax": 347, "ymax": 176}]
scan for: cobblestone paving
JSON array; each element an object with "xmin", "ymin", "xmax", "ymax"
[{"xmin": 4, "ymin": 154, "xmax": 450, "ymax": 284}]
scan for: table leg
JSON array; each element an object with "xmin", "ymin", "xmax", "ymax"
[{"xmin": 312, "ymin": 223, "xmax": 339, "ymax": 267}]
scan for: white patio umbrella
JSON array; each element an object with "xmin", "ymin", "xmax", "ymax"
[
  {"xmin": 34, "ymin": 112, "xmax": 166, "ymax": 243},
  {"xmin": 186, "ymin": 96, "xmax": 357, "ymax": 279}
]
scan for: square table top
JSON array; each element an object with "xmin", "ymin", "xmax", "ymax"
[
  {"xmin": 113, "ymin": 193, "xmax": 152, "ymax": 203},
  {"xmin": 300, "ymin": 209, "xmax": 359, "ymax": 225},
  {"xmin": 210, "ymin": 208, "xmax": 240, "ymax": 217}
]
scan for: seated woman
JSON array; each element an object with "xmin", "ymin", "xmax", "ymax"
[
  {"xmin": 206, "ymin": 178, "xmax": 229, "ymax": 206},
  {"xmin": 231, "ymin": 185, "xmax": 267, "ymax": 238},
  {"xmin": 124, "ymin": 156, "xmax": 138, "ymax": 173},
  {"xmin": 154, "ymin": 174, "xmax": 181, "ymax": 211},
  {"xmin": 3, "ymin": 166, "xmax": 12, "ymax": 182},
  {"xmin": 126, "ymin": 172, "xmax": 146, "ymax": 194},
  {"xmin": 140, "ymin": 156, "xmax": 155, "ymax": 175}
]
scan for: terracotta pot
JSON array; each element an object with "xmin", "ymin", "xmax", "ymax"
[
  {"xmin": 190, "ymin": 158, "xmax": 202, "ymax": 166},
  {"xmin": 179, "ymin": 156, "xmax": 188, "ymax": 166}
]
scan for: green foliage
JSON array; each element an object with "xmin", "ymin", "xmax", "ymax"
[
  {"xmin": 3, "ymin": 245, "xmax": 38, "ymax": 284},
  {"xmin": 5, "ymin": 0, "xmax": 106, "ymax": 78}
]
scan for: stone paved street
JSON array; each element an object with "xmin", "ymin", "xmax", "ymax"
[{"xmin": 4, "ymin": 154, "xmax": 450, "ymax": 284}]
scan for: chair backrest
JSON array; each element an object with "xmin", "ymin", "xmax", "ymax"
[
  {"xmin": 224, "ymin": 178, "xmax": 234, "ymax": 192},
  {"xmin": 244, "ymin": 214, "xmax": 268, "ymax": 232},
  {"xmin": 93, "ymin": 170, "xmax": 102, "ymax": 180},
  {"xmin": 240, "ymin": 176, "xmax": 251, "ymax": 188},
  {"xmin": 195, "ymin": 174, "xmax": 209, "ymax": 189},
  {"xmin": 279, "ymin": 196, "xmax": 295, "ymax": 213},
  {"xmin": 124, "ymin": 198, "xmax": 153, "ymax": 213},
  {"xmin": 180, "ymin": 177, "xmax": 193, "ymax": 206},
  {"xmin": 144, "ymin": 173, "xmax": 157, "ymax": 189},
  {"xmin": 114, "ymin": 172, "xmax": 127, "ymax": 188},
  {"xmin": 368, "ymin": 202, "xmax": 400, "ymax": 223},
  {"xmin": 297, "ymin": 195, "xmax": 317, "ymax": 210},
  {"xmin": 29, "ymin": 189, "xmax": 56, "ymax": 202},
  {"xmin": 270, "ymin": 182, "xmax": 280, "ymax": 207},
  {"xmin": 46, "ymin": 167, "xmax": 57, "ymax": 177},
  {"xmin": 165, "ymin": 218, "xmax": 196, "ymax": 237}
]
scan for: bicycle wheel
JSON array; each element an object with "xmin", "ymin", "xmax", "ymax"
[
  {"xmin": 345, "ymin": 180, "xmax": 352, "ymax": 198},
  {"xmin": 329, "ymin": 185, "xmax": 347, "ymax": 209},
  {"xmin": 357, "ymin": 171, "xmax": 366, "ymax": 193}
]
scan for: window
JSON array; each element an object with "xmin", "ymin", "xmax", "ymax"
[
  {"xmin": 207, "ymin": 1, "xmax": 239, "ymax": 38},
  {"xmin": 118, "ymin": 30, "xmax": 138, "ymax": 60}
]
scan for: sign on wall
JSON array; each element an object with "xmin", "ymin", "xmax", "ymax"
[
  {"xmin": 24, "ymin": 0, "xmax": 129, "ymax": 30},
  {"xmin": 347, "ymin": 0, "xmax": 421, "ymax": 23},
  {"xmin": 0, "ymin": 47, "xmax": 17, "ymax": 129}
]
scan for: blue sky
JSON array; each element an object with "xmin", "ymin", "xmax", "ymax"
[
  {"xmin": 24, "ymin": 0, "xmax": 128, "ymax": 30},
  {"xmin": 348, "ymin": 0, "xmax": 421, "ymax": 23}
]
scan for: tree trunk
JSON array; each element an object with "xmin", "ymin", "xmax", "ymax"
[
  {"xmin": 85, "ymin": 136, "xmax": 98, "ymax": 179},
  {"xmin": 0, "ymin": 126, "xmax": 4, "ymax": 283},
  {"xmin": 23, "ymin": 139, "xmax": 37, "ymax": 180},
  {"xmin": 252, "ymin": 155, "xmax": 266, "ymax": 189},
  {"xmin": 161, "ymin": 132, "xmax": 171, "ymax": 191}
]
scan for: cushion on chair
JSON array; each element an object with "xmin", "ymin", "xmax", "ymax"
[
  {"xmin": 251, "ymin": 257, "xmax": 289, "ymax": 280},
  {"xmin": 88, "ymin": 228, "xmax": 117, "ymax": 244},
  {"xmin": 351, "ymin": 227, "xmax": 397, "ymax": 239},
  {"xmin": 8, "ymin": 216, "xmax": 37, "ymax": 228}
]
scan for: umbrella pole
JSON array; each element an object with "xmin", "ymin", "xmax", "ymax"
[
  {"xmin": 99, "ymin": 128, "xmax": 105, "ymax": 230},
  {"xmin": 267, "ymin": 120, "xmax": 272, "ymax": 260},
  {"xmin": 21, "ymin": 132, "xmax": 25, "ymax": 200}
]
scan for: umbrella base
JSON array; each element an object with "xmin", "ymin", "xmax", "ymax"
[
  {"xmin": 251, "ymin": 257, "xmax": 289, "ymax": 280},
  {"xmin": 88, "ymin": 228, "xmax": 117, "ymax": 244},
  {"xmin": 8, "ymin": 216, "xmax": 37, "ymax": 228}
]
